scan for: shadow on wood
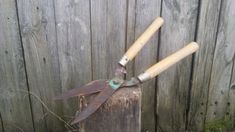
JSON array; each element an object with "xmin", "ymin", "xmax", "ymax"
[{"xmin": 78, "ymin": 87, "xmax": 141, "ymax": 132}]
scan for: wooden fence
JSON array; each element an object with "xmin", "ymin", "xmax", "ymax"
[{"xmin": 0, "ymin": 0, "xmax": 234, "ymax": 131}]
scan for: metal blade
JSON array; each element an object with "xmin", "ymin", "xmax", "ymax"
[
  {"xmin": 54, "ymin": 80, "xmax": 107, "ymax": 100},
  {"xmin": 71, "ymin": 84, "xmax": 117, "ymax": 124},
  {"xmin": 114, "ymin": 64, "xmax": 126, "ymax": 79},
  {"xmin": 121, "ymin": 77, "xmax": 141, "ymax": 87}
]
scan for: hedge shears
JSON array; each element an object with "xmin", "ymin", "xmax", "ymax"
[{"xmin": 55, "ymin": 17, "xmax": 199, "ymax": 125}]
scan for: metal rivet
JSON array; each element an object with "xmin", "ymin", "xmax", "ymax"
[{"xmin": 113, "ymin": 80, "xmax": 119, "ymax": 85}]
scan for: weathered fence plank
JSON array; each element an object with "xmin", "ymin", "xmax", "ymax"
[
  {"xmin": 187, "ymin": 0, "xmax": 221, "ymax": 131},
  {"xmin": 16, "ymin": 0, "xmax": 64, "ymax": 131},
  {"xmin": 0, "ymin": 114, "xmax": 3, "ymax": 132},
  {"xmin": 126, "ymin": 0, "xmax": 136, "ymax": 79},
  {"xmin": 90, "ymin": 0, "xmax": 127, "ymax": 80},
  {"xmin": 79, "ymin": 87, "xmax": 141, "ymax": 132},
  {"xmin": 0, "ymin": 113, "xmax": 3, "ymax": 132},
  {"xmin": 1, "ymin": 0, "xmax": 235, "ymax": 131},
  {"xmin": 106, "ymin": 0, "xmax": 127, "ymax": 78},
  {"xmin": 0, "ymin": 0, "xmax": 34, "ymax": 131},
  {"xmin": 54, "ymin": 0, "xmax": 92, "ymax": 128},
  {"xmin": 229, "ymin": 64, "xmax": 235, "ymax": 129},
  {"xmin": 134, "ymin": 0, "xmax": 161, "ymax": 131},
  {"xmin": 206, "ymin": 0, "xmax": 235, "ymax": 130},
  {"xmin": 90, "ymin": 0, "xmax": 108, "ymax": 79},
  {"xmin": 156, "ymin": 0, "xmax": 199, "ymax": 131}
]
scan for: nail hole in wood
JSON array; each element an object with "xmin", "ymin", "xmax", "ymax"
[
  {"xmin": 201, "ymin": 102, "xmax": 204, "ymax": 106},
  {"xmin": 200, "ymin": 112, "xmax": 203, "ymax": 115},
  {"xmin": 36, "ymin": 6, "xmax": 39, "ymax": 10},
  {"xmin": 43, "ymin": 57, "xmax": 46, "ymax": 64},
  {"xmin": 227, "ymin": 102, "xmax": 230, "ymax": 106},
  {"xmin": 214, "ymin": 101, "xmax": 218, "ymax": 105},
  {"xmin": 226, "ymin": 112, "xmax": 229, "ymax": 115},
  {"xmin": 5, "ymin": 50, "xmax": 8, "ymax": 54},
  {"xmin": 213, "ymin": 112, "xmax": 216, "ymax": 115},
  {"xmin": 221, "ymin": 90, "xmax": 224, "ymax": 94}
]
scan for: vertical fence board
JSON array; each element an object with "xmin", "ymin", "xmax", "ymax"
[
  {"xmin": 134, "ymin": 0, "xmax": 161, "ymax": 131},
  {"xmin": 1, "ymin": 0, "xmax": 235, "ymax": 131},
  {"xmin": 90, "ymin": 0, "xmax": 108, "ymax": 79},
  {"xmin": 126, "ymin": 0, "xmax": 136, "ymax": 79},
  {"xmin": 90, "ymin": 0, "xmax": 127, "ymax": 80},
  {"xmin": 0, "ymin": 0, "xmax": 34, "ymax": 131},
  {"xmin": 157, "ymin": 0, "xmax": 199, "ymax": 131},
  {"xmin": 80, "ymin": 0, "xmax": 127, "ymax": 130},
  {"xmin": 229, "ymin": 63, "xmax": 235, "ymax": 129},
  {"xmin": 106, "ymin": 0, "xmax": 127, "ymax": 78},
  {"xmin": 206, "ymin": 0, "xmax": 235, "ymax": 129},
  {"xmin": 187, "ymin": 0, "xmax": 221, "ymax": 131},
  {"xmin": 54, "ymin": 0, "xmax": 92, "ymax": 129},
  {"xmin": 0, "ymin": 113, "xmax": 3, "ymax": 132},
  {"xmin": 0, "ymin": 113, "xmax": 2, "ymax": 132},
  {"xmin": 16, "ymin": 0, "xmax": 64, "ymax": 131}
]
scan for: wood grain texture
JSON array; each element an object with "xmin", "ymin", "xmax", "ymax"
[
  {"xmin": 134, "ymin": 0, "xmax": 161, "ymax": 131},
  {"xmin": 79, "ymin": 87, "xmax": 141, "ymax": 132},
  {"xmin": 0, "ymin": 113, "xmax": 3, "ymax": 132},
  {"xmin": 206, "ymin": 0, "xmax": 235, "ymax": 128},
  {"xmin": 16, "ymin": 0, "xmax": 63, "ymax": 131},
  {"xmin": 126, "ymin": 0, "xmax": 136, "ymax": 79},
  {"xmin": 228, "ymin": 63, "xmax": 235, "ymax": 129},
  {"xmin": 187, "ymin": 0, "xmax": 222, "ymax": 131},
  {"xmin": 156, "ymin": 0, "xmax": 199, "ymax": 131},
  {"xmin": 90, "ymin": 0, "xmax": 127, "ymax": 79},
  {"xmin": 1, "ymin": 0, "xmax": 235, "ymax": 131},
  {"xmin": 0, "ymin": 0, "xmax": 34, "ymax": 131},
  {"xmin": 54, "ymin": 0, "xmax": 92, "ymax": 128}
]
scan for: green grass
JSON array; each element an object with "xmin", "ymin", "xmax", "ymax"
[{"xmin": 205, "ymin": 118, "xmax": 233, "ymax": 132}]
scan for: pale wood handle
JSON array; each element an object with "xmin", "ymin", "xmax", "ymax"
[
  {"xmin": 119, "ymin": 17, "xmax": 164, "ymax": 66},
  {"xmin": 138, "ymin": 42, "xmax": 199, "ymax": 82}
]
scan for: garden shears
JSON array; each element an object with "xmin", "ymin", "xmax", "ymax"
[{"xmin": 55, "ymin": 17, "xmax": 199, "ymax": 125}]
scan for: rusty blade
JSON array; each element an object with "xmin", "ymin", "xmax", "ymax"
[
  {"xmin": 54, "ymin": 80, "xmax": 107, "ymax": 100},
  {"xmin": 121, "ymin": 77, "xmax": 141, "ymax": 87},
  {"xmin": 71, "ymin": 84, "xmax": 116, "ymax": 124}
]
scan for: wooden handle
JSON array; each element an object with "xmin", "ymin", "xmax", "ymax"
[
  {"xmin": 119, "ymin": 17, "xmax": 164, "ymax": 66},
  {"xmin": 138, "ymin": 42, "xmax": 199, "ymax": 82}
]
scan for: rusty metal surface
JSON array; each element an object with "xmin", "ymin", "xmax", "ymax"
[
  {"xmin": 114, "ymin": 64, "xmax": 126, "ymax": 79},
  {"xmin": 56, "ymin": 64, "xmax": 142, "ymax": 124},
  {"xmin": 54, "ymin": 80, "xmax": 107, "ymax": 100},
  {"xmin": 122, "ymin": 77, "xmax": 141, "ymax": 87},
  {"xmin": 71, "ymin": 84, "xmax": 116, "ymax": 124}
]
